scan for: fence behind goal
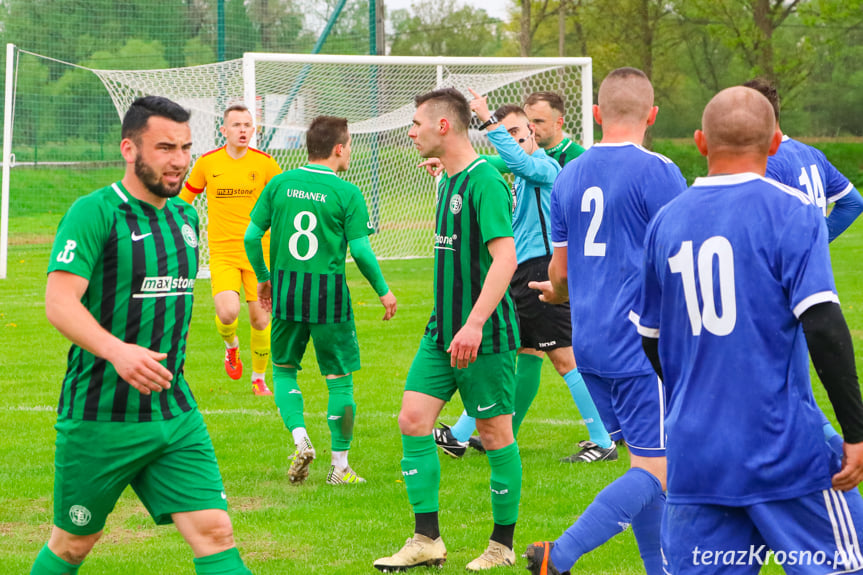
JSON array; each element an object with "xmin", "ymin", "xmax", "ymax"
[{"xmin": 2, "ymin": 50, "xmax": 592, "ymax": 278}]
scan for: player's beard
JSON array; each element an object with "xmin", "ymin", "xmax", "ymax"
[{"xmin": 134, "ymin": 153, "xmax": 185, "ymax": 198}]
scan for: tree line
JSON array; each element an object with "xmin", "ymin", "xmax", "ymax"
[{"xmin": 1, "ymin": 0, "xmax": 862, "ymax": 149}]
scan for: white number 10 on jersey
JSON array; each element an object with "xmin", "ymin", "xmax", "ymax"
[{"xmin": 668, "ymin": 237, "xmax": 737, "ymax": 336}]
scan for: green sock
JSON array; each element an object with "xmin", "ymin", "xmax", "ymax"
[
  {"xmin": 512, "ymin": 354, "xmax": 543, "ymax": 438},
  {"xmin": 326, "ymin": 374, "xmax": 355, "ymax": 451},
  {"xmin": 487, "ymin": 441, "xmax": 522, "ymax": 526},
  {"xmin": 273, "ymin": 365, "xmax": 305, "ymax": 430},
  {"xmin": 401, "ymin": 434, "xmax": 440, "ymax": 513},
  {"xmin": 193, "ymin": 547, "xmax": 252, "ymax": 574},
  {"xmin": 30, "ymin": 544, "xmax": 80, "ymax": 575}
]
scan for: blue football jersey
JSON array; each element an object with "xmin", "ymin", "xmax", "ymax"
[
  {"xmin": 486, "ymin": 126, "xmax": 561, "ymax": 264},
  {"xmin": 550, "ymin": 143, "xmax": 686, "ymax": 377},
  {"xmin": 766, "ymin": 135, "xmax": 854, "ymax": 215},
  {"xmin": 638, "ymin": 173, "xmax": 840, "ymax": 506}
]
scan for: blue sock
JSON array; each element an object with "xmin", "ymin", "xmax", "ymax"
[
  {"xmin": 550, "ymin": 467, "xmax": 663, "ymax": 572},
  {"xmin": 564, "ymin": 369, "xmax": 612, "ymax": 449},
  {"xmin": 631, "ymin": 489, "xmax": 666, "ymax": 575},
  {"xmin": 451, "ymin": 410, "xmax": 477, "ymax": 443}
]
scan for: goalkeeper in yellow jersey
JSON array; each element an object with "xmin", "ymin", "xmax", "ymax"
[{"xmin": 180, "ymin": 104, "xmax": 282, "ymax": 396}]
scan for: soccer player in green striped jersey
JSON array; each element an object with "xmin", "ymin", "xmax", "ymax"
[
  {"xmin": 374, "ymin": 88, "xmax": 521, "ymax": 572},
  {"xmin": 524, "ymin": 91, "xmax": 586, "ymax": 168},
  {"xmin": 33, "ymin": 97, "xmax": 252, "ymax": 575},
  {"xmin": 245, "ymin": 115, "xmax": 397, "ymax": 486}
]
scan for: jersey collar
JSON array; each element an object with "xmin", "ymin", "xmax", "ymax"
[
  {"xmin": 545, "ymin": 138, "xmax": 572, "ymax": 155},
  {"xmin": 692, "ymin": 173, "xmax": 762, "ymax": 187},
  {"xmin": 300, "ymin": 164, "xmax": 338, "ymax": 176}
]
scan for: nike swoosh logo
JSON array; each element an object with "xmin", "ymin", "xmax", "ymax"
[
  {"xmin": 131, "ymin": 232, "xmax": 152, "ymax": 241},
  {"xmin": 477, "ymin": 403, "xmax": 497, "ymax": 412},
  {"xmin": 213, "ymin": 173, "xmax": 224, "ymax": 178},
  {"xmin": 288, "ymin": 389, "xmax": 303, "ymax": 394}
]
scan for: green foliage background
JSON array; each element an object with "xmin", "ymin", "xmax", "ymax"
[{"xmin": 2, "ymin": 0, "xmax": 863, "ymax": 164}]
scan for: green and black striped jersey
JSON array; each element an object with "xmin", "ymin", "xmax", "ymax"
[
  {"xmin": 47, "ymin": 182, "xmax": 199, "ymax": 422},
  {"xmin": 425, "ymin": 158, "xmax": 520, "ymax": 354},
  {"xmin": 250, "ymin": 164, "xmax": 373, "ymax": 323},
  {"xmin": 545, "ymin": 137, "xmax": 586, "ymax": 168}
]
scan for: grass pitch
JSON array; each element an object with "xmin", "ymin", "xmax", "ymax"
[{"xmin": 3, "ymin": 152, "xmax": 862, "ymax": 573}]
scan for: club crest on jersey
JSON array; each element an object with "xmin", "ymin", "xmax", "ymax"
[
  {"xmin": 449, "ymin": 194, "xmax": 463, "ymax": 214},
  {"xmin": 248, "ymin": 170, "xmax": 259, "ymax": 182},
  {"xmin": 181, "ymin": 224, "xmax": 198, "ymax": 248},
  {"xmin": 69, "ymin": 505, "xmax": 91, "ymax": 527}
]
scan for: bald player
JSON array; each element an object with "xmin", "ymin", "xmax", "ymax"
[
  {"xmin": 374, "ymin": 88, "xmax": 522, "ymax": 571},
  {"xmin": 743, "ymin": 78, "xmax": 863, "ymax": 243},
  {"xmin": 525, "ymin": 67, "xmax": 686, "ymax": 575},
  {"xmin": 636, "ymin": 86, "xmax": 863, "ymax": 574}
]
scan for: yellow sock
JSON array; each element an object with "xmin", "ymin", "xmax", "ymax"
[
  {"xmin": 215, "ymin": 315, "xmax": 238, "ymax": 346},
  {"xmin": 251, "ymin": 323, "xmax": 271, "ymax": 374}
]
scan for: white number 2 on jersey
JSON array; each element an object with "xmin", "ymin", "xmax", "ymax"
[
  {"xmin": 798, "ymin": 164, "xmax": 827, "ymax": 215},
  {"xmin": 668, "ymin": 237, "xmax": 736, "ymax": 336},
  {"xmin": 581, "ymin": 186, "xmax": 607, "ymax": 257},
  {"xmin": 288, "ymin": 211, "xmax": 319, "ymax": 261}
]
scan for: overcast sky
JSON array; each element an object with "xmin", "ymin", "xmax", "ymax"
[{"xmin": 384, "ymin": 0, "xmax": 512, "ymax": 21}]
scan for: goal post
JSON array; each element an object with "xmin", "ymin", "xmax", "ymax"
[
  {"xmin": 237, "ymin": 53, "xmax": 593, "ymax": 267},
  {"xmin": 1, "ymin": 49, "xmax": 592, "ymax": 278}
]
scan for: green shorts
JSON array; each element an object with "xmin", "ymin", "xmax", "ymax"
[
  {"xmin": 53, "ymin": 409, "xmax": 227, "ymax": 535},
  {"xmin": 404, "ymin": 335, "xmax": 517, "ymax": 419},
  {"xmin": 271, "ymin": 315, "xmax": 360, "ymax": 375}
]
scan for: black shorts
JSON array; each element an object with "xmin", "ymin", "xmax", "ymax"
[{"xmin": 510, "ymin": 255, "xmax": 572, "ymax": 351}]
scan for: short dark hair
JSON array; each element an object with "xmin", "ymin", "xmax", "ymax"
[
  {"xmin": 223, "ymin": 103, "xmax": 251, "ymax": 120},
  {"xmin": 494, "ymin": 104, "xmax": 527, "ymax": 123},
  {"xmin": 122, "ymin": 96, "xmax": 190, "ymax": 142},
  {"xmin": 742, "ymin": 78, "xmax": 780, "ymax": 122},
  {"xmin": 306, "ymin": 116, "xmax": 349, "ymax": 160},
  {"xmin": 414, "ymin": 88, "xmax": 471, "ymax": 132},
  {"xmin": 524, "ymin": 91, "xmax": 565, "ymax": 115}
]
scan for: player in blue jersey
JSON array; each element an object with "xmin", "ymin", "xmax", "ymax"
[
  {"xmin": 431, "ymin": 90, "xmax": 615, "ymax": 463},
  {"xmin": 525, "ymin": 67, "xmax": 686, "ymax": 575},
  {"xmin": 636, "ymin": 85, "xmax": 863, "ymax": 574},
  {"xmin": 743, "ymin": 78, "xmax": 863, "ymax": 242}
]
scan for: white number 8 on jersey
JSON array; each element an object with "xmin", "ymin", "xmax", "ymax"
[{"xmin": 288, "ymin": 211, "xmax": 319, "ymax": 261}]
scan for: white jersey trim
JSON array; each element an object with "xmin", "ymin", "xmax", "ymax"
[
  {"xmin": 467, "ymin": 158, "xmax": 487, "ymax": 173},
  {"xmin": 552, "ymin": 240, "xmax": 568, "ymax": 248},
  {"xmin": 828, "ymin": 182, "xmax": 855, "ymax": 204},
  {"xmin": 111, "ymin": 182, "xmax": 129, "ymax": 202},
  {"xmin": 793, "ymin": 291, "xmax": 840, "ymax": 318},
  {"xmin": 299, "ymin": 166, "xmax": 339, "ymax": 177},
  {"xmin": 630, "ymin": 310, "xmax": 659, "ymax": 338},
  {"xmin": 695, "ymin": 173, "xmax": 812, "ymax": 205},
  {"xmin": 592, "ymin": 142, "xmax": 675, "ymax": 164}
]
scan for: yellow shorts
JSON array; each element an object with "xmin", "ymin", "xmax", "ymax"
[{"xmin": 209, "ymin": 250, "xmax": 268, "ymax": 301}]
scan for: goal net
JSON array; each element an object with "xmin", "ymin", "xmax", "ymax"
[{"xmin": 3, "ymin": 51, "xmax": 592, "ymax": 278}]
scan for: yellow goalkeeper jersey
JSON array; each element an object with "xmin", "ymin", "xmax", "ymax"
[{"xmin": 181, "ymin": 146, "xmax": 281, "ymax": 256}]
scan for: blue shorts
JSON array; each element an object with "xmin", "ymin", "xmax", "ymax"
[
  {"xmin": 662, "ymin": 489, "xmax": 863, "ymax": 574},
  {"xmin": 581, "ymin": 372, "xmax": 665, "ymax": 457}
]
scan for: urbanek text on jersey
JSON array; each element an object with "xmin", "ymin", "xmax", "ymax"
[{"xmin": 286, "ymin": 189, "xmax": 327, "ymax": 202}]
